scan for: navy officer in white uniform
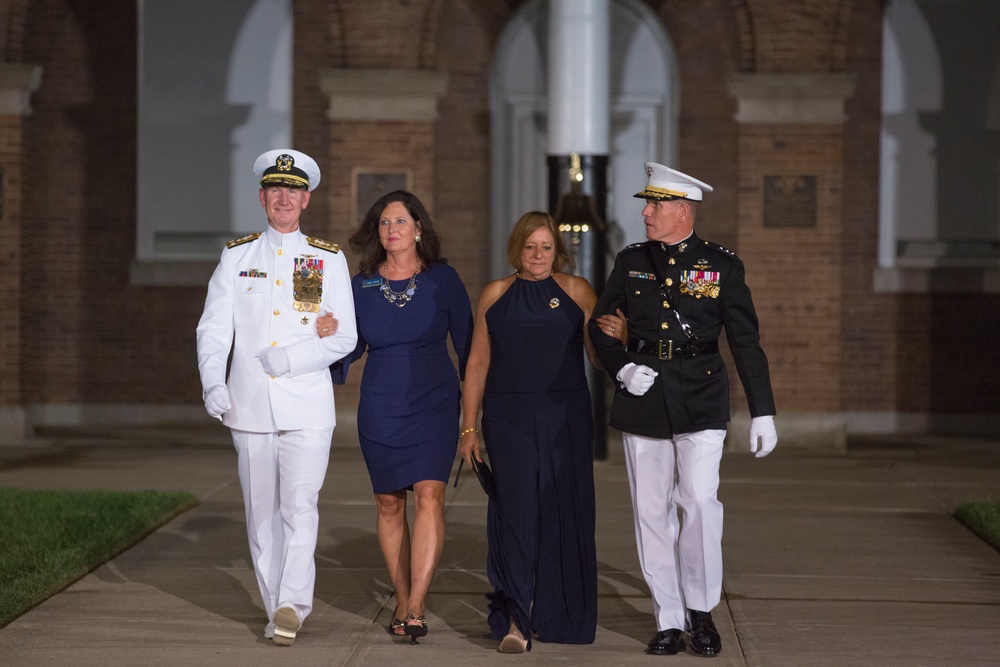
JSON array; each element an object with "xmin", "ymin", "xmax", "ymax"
[
  {"xmin": 589, "ymin": 162, "xmax": 777, "ymax": 657},
  {"xmin": 197, "ymin": 149, "xmax": 357, "ymax": 646}
]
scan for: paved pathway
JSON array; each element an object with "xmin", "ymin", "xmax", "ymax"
[{"xmin": 1, "ymin": 423, "xmax": 998, "ymax": 665}]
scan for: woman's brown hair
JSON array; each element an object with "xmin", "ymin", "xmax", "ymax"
[
  {"xmin": 506, "ymin": 211, "xmax": 574, "ymax": 273},
  {"xmin": 349, "ymin": 190, "xmax": 445, "ymax": 275}
]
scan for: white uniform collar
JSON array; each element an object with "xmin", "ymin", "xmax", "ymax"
[{"xmin": 264, "ymin": 225, "xmax": 303, "ymax": 250}]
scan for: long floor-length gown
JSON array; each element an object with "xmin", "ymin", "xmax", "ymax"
[{"xmin": 482, "ymin": 275, "xmax": 597, "ymax": 646}]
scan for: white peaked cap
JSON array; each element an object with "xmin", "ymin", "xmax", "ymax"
[
  {"xmin": 634, "ymin": 162, "xmax": 713, "ymax": 202},
  {"xmin": 254, "ymin": 149, "xmax": 321, "ymax": 192}
]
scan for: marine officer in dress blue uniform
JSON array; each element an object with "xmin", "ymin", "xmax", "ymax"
[
  {"xmin": 589, "ymin": 162, "xmax": 777, "ymax": 657},
  {"xmin": 197, "ymin": 149, "xmax": 357, "ymax": 645}
]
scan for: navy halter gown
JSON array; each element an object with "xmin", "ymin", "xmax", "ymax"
[{"xmin": 482, "ymin": 275, "xmax": 597, "ymax": 646}]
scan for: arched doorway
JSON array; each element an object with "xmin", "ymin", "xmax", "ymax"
[
  {"xmin": 880, "ymin": 0, "xmax": 1000, "ymax": 273},
  {"xmin": 489, "ymin": 0, "xmax": 678, "ymax": 279}
]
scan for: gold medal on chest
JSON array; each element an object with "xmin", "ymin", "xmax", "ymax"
[{"xmin": 293, "ymin": 256, "xmax": 323, "ymax": 313}]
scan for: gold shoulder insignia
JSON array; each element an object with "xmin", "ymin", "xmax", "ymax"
[
  {"xmin": 226, "ymin": 232, "xmax": 262, "ymax": 249},
  {"xmin": 307, "ymin": 237, "xmax": 341, "ymax": 253}
]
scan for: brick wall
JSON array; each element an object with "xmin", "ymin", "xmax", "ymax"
[
  {"xmin": 21, "ymin": 1, "xmax": 204, "ymax": 405},
  {"xmin": 736, "ymin": 126, "xmax": 845, "ymax": 412},
  {"xmin": 432, "ymin": 1, "xmax": 498, "ymax": 301},
  {"xmin": 660, "ymin": 0, "xmax": 741, "ymax": 253},
  {"xmin": 0, "ymin": 115, "xmax": 23, "ymax": 405},
  {"xmin": 841, "ymin": 0, "xmax": 898, "ymax": 412},
  {"xmin": 5, "ymin": 0, "xmax": 997, "ymax": 433}
]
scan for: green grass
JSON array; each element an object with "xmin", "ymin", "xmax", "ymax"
[
  {"xmin": 0, "ymin": 488, "xmax": 197, "ymax": 628},
  {"xmin": 954, "ymin": 501, "xmax": 1000, "ymax": 553}
]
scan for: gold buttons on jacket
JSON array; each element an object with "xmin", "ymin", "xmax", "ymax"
[
  {"xmin": 271, "ymin": 341, "xmax": 278, "ymax": 346},
  {"xmin": 660, "ymin": 322, "xmax": 669, "ymax": 330},
  {"xmin": 273, "ymin": 310, "xmax": 280, "ymax": 316},
  {"xmin": 276, "ymin": 249, "xmax": 284, "ymax": 256},
  {"xmin": 663, "ymin": 301, "xmax": 670, "ymax": 308},
  {"xmin": 665, "ymin": 278, "xmax": 673, "ymax": 286},
  {"xmin": 276, "ymin": 279, "xmax": 283, "ymax": 286},
  {"xmin": 669, "ymin": 258, "xmax": 676, "ymax": 265}
]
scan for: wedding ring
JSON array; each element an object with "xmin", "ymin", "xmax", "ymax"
[{"xmin": 611, "ymin": 325, "xmax": 616, "ymax": 333}]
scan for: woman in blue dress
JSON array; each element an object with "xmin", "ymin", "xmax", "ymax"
[
  {"xmin": 458, "ymin": 211, "xmax": 626, "ymax": 652},
  {"xmin": 322, "ymin": 191, "xmax": 472, "ymax": 643}
]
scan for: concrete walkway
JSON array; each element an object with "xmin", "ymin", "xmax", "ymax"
[{"xmin": 1, "ymin": 422, "xmax": 999, "ymax": 666}]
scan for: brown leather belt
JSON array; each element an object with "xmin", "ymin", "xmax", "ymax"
[{"xmin": 625, "ymin": 338, "xmax": 719, "ymax": 360}]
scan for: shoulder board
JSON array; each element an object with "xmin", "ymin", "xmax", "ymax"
[
  {"xmin": 226, "ymin": 232, "xmax": 261, "ymax": 249},
  {"xmin": 702, "ymin": 240, "xmax": 737, "ymax": 258},
  {"xmin": 622, "ymin": 241, "xmax": 650, "ymax": 253},
  {"xmin": 307, "ymin": 237, "xmax": 341, "ymax": 253}
]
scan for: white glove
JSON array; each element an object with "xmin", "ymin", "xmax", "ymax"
[
  {"xmin": 203, "ymin": 385, "xmax": 231, "ymax": 420},
  {"xmin": 750, "ymin": 415, "xmax": 777, "ymax": 458},
  {"xmin": 616, "ymin": 362, "xmax": 658, "ymax": 396},
  {"xmin": 256, "ymin": 347, "xmax": 290, "ymax": 377}
]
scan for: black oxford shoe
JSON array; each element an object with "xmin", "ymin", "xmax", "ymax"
[
  {"xmin": 688, "ymin": 609, "xmax": 722, "ymax": 656},
  {"xmin": 646, "ymin": 628, "xmax": 685, "ymax": 655}
]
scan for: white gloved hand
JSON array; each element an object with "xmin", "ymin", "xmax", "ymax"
[
  {"xmin": 616, "ymin": 362, "xmax": 658, "ymax": 396},
  {"xmin": 204, "ymin": 384, "xmax": 231, "ymax": 420},
  {"xmin": 256, "ymin": 347, "xmax": 290, "ymax": 377},
  {"xmin": 750, "ymin": 415, "xmax": 777, "ymax": 458}
]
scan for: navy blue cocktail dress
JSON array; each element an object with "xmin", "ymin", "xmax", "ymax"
[
  {"xmin": 336, "ymin": 263, "xmax": 472, "ymax": 493},
  {"xmin": 482, "ymin": 275, "xmax": 597, "ymax": 646}
]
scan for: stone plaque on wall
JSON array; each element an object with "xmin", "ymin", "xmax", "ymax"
[
  {"xmin": 352, "ymin": 169, "xmax": 411, "ymax": 224},
  {"xmin": 763, "ymin": 175, "xmax": 817, "ymax": 228}
]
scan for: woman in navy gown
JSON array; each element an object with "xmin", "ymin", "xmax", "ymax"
[
  {"xmin": 458, "ymin": 211, "xmax": 626, "ymax": 652},
  {"xmin": 322, "ymin": 191, "xmax": 472, "ymax": 643}
]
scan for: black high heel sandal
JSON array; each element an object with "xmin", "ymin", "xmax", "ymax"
[
  {"xmin": 386, "ymin": 617, "xmax": 406, "ymax": 637},
  {"xmin": 404, "ymin": 613, "xmax": 427, "ymax": 645}
]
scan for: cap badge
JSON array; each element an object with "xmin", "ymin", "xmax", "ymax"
[{"xmin": 276, "ymin": 154, "xmax": 295, "ymax": 172}]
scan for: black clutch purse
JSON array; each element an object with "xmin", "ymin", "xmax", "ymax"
[
  {"xmin": 453, "ymin": 456, "xmax": 496, "ymax": 500},
  {"xmin": 471, "ymin": 457, "xmax": 496, "ymax": 499}
]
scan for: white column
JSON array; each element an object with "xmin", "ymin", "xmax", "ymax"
[{"xmin": 547, "ymin": 0, "xmax": 611, "ymax": 155}]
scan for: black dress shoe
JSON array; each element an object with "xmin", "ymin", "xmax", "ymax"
[
  {"xmin": 688, "ymin": 609, "xmax": 722, "ymax": 656},
  {"xmin": 646, "ymin": 628, "xmax": 685, "ymax": 655}
]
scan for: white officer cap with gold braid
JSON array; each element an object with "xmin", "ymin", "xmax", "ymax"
[
  {"xmin": 254, "ymin": 149, "xmax": 321, "ymax": 192},
  {"xmin": 634, "ymin": 162, "xmax": 713, "ymax": 202}
]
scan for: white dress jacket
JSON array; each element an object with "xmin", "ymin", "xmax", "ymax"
[{"xmin": 197, "ymin": 225, "xmax": 358, "ymax": 432}]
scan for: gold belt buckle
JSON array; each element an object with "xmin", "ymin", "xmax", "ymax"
[{"xmin": 657, "ymin": 340, "xmax": 673, "ymax": 360}]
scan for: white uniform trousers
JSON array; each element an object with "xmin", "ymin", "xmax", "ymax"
[
  {"xmin": 231, "ymin": 427, "xmax": 333, "ymax": 622},
  {"xmin": 621, "ymin": 430, "xmax": 725, "ymax": 631}
]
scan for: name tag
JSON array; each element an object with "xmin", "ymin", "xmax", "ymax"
[{"xmin": 362, "ymin": 277, "xmax": 383, "ymax": 288}]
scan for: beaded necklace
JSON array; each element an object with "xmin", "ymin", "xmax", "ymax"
[{"xmin": 380, "ymin": 262, "xmax": 418, "ymax": 307}]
